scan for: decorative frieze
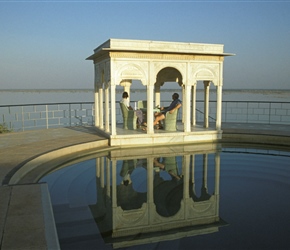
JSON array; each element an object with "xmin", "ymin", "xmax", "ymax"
[{"xmin": 109, "ymin": 52, "xmax": 223, "ymax": 62}]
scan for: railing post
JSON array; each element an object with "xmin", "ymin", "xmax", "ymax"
[
  {"xmin": 246, "ymin": 102, "xmax": 249, "ymax": 123},
  {"xmin": 224, "ymin": 102, "xmax": 227, "ymax": 123},
  {"xmin": 268, "ymin": 102, "xmax": 271, "ymax": 124},
  {"xmin": 69, "ymin": 104, "xmax": 71, "ymax": 127},
  {"xmin": 46, "ymin": 105, "xmax": 49, "ymax": 129},
  {"xmin": 92, "ymin": 104, "xmax": 94, "ymax": 126},
  {"xmin": 21, "ymin": 106, "xmax": 24, "ymax": 131},
  {"xmin": 80, "ymin": 103, "xmax": 83, "ymax": 125}
]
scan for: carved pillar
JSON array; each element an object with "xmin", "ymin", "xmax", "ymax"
[
  {"xmin": 182, "ymin": 85, "xmax": 185, "ymax": 124},
  {"xmin": 155, "ymin": 83, "xmax": 161, "ymax": 107},
  {"xmin": 94, "ymin": 85, "xmax": 100, "ymax": 127},
  {"xmin": 110, "ymin": 84, "xmax": 117, "ymax": 136},
  {"xmin": 147, "ymin": 84, "xmax": 154, "ymax": 134},
  {"xmin": 191, "ymin": 84, "xmax": 196, "ymax": 126},
  {"xmin": 94, "ymin": 64, "xmax": 100, "ymax": 128},
  {"xmin": 105, "ymin": 85, "xmax": 110, "ymax": 132},
  {"xmin": 99, "ymin": 87, "xmax": 104, "ymax": 129},
  {"xmin": 216, "ymin": 85, "xmax": 222, "ymax": 130},
  {"xmin": 203, "ymin": 81, "xmax": 210, "ymax": 128},
  {"xmin": 217, "ymin": 61, "xmax": 223, "ymax": 130},
  {"xmin": 184, "ymin": 84, "xmax": 191, "ymax": 132},
  {"xmin": 120, "ymin": 80, "xmax": 132, "ymax": 99}
]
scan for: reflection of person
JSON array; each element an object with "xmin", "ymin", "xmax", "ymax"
[
  {"xmin": 118, "ymin": 159, "xmax": 147, "ymax": 210},
  {"xmin": 153, "ymin": 157, "xmax": 182, "ymax": 181},
  {"xmin": 120, "ymin": 160, "xmax": 135, "ymax": 186},
  {"xmin": 120, "ymin": 91, "xmax": 144, "ymax": 127},
  {"xmin": 154, "ymin": 158, "xmax": 165, "ymax": 171},
  {"xmin": 153, "ymin": 93, "xmax": 182, "ymax": 129},
  {"xmin": 153, "ymin": 157, "xmax": 183, "ymax": 217}
]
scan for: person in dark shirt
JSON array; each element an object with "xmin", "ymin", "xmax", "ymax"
[{"xmin": 153, "ymin": 93, "xmax": 182, "ymax": 129}]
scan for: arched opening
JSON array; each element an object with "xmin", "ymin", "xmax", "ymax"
[
  {"xmin": 155, "ymin": 67, "xmax": 183, "ymax": 108},
  {"xmin": 156, "ymin": 67, "xmax": 183, "ymax": 86}
]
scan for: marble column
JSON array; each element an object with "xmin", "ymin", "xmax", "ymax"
[
  {"xmin": 110, "ymin": 85, "xmax": 116, "ymax": 136},
  {"xmin": 203, "ymin": 81, "xmax": 210, "ymax": 128},
  {"xmin": 216, "ymin": 85, "xmax": 222, "ymax": 130},
  {"xmin": 105, "ymin": 86, "xmax": 110, "ymax": 132},
  {"xmin": 147, "ymin": 84, "xmax": 154, "ymax": 134},
  {"xmin": 191, "ymin": 84, "xmax": 196, "ymax": 126},
  {"xmin": 120, "ymin": 80, "xmax": 132, "ymax": 100},
  {"xmin": 99, "ymin": 87, "xmax": 104, "ymax": 129},
  {"xmin": 155, "ymin": 83, "xmax": 161, "ymax": 107},
  {"xmin": 94, "ymin": 85, "xmax": 100, "ymax": 127},
  {"xmin": 184, "ymin": 84, "xmax": 191, "ymax": 132}
]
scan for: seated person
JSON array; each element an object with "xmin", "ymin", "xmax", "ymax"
[
  {"xmin": 153, "ymin": 93, "xmax": 182, "ymax": 129},
  {"xmin": 120, "ymin": 91, "xmax": 144, "ymax": 127}
]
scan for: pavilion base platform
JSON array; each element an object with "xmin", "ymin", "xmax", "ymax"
[{"xmin": 94, "ymin": 123, "xmax": 222, "ymax": 147}]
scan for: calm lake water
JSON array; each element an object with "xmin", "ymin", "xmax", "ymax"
[
  {"xmin": 1, "ymin": 89, "xmax": 290, "ymax": 106},
  {"xmin": 40, "ymin": 143, "xmax": 290, "ymax": 250}
]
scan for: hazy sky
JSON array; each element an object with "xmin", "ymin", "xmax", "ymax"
[{"xmin": 1, "ymin": 0, "xmax": 290, "ymax": 89}]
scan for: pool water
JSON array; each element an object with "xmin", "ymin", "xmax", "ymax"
[{"xmin": 40, "ymin": 144, "xmax": 290, "ymax": 249}]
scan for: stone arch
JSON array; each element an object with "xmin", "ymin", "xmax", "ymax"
[
  {"xmin": 156, "ymin": 67, "xmax": 183, "ymax": 86},
  {"xmin": 192, "ymin": 66, "xmax": 218, "ymax": 86},
  {"xmin": 153, "ymin": 66, "xmax": 183, "ymax": 111},
  {"xmin": 115, "ymin": 63, "xmax": 147, "ymax": 86}
]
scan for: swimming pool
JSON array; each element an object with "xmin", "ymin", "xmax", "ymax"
[{"xmin": 40, "ymin": 143, "xmax": 290, "ymax": 249}]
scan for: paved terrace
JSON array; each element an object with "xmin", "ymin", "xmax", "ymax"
[{"xmin": 1, "ymin": 123, "xmax": 290, "ymax": 249}]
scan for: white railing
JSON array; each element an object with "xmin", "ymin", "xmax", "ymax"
[
  {"xmin": 0, "ymin": 102, "xmax": 95, "ymax": 132},
  {"xmin": 222, "ymin": 101, "xmax": 290, "ymax": 124},
  {"xmin": 1, "ymin": 101, "xmax": 289, "ymax": 132}
]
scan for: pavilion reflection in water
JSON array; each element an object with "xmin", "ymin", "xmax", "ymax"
[{"xmin": 89, "ymin": 144, "xmax": 227, "ymax": 248}]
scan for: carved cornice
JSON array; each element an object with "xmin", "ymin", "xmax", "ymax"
[{"xmin": 109, "ymin": 52, "xmax": 224, "ymax": 62}]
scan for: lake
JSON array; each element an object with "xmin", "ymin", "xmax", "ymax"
[{"xmin": 1, "ymin": 89, "xmax": 290, "ymax": 106}]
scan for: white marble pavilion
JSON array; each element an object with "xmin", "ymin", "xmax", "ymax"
[{"xmin": 86, "ymin": 39, "xmax": 234, "ymax": 146}]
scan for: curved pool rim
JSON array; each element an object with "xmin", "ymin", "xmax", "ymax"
[
  {"xmin": 7, "ymin": 132, "xmax": 290, "ymax": 186},
  {"xmin": 38, "ymin": 138, "xmax": 290, "ymax": 250}
]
